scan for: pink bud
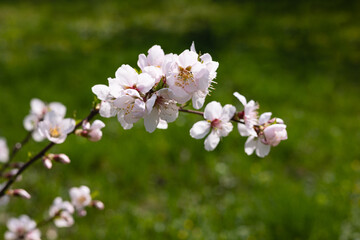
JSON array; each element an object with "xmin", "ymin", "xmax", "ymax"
[
  {"xmin": 52, "ymin": 154, "xmax": 70, "ymax": 164},
  {"xmin": 7, "ymin": 189, "xmax": 31, "ymax": 199},
  {"xmin": 87, "ymin": 130, "xmax": 103, "ymax": 142},
  {"xmin": 263, "ymin": 124, "xmax": 287, "ymax": 147},
  {"xmin": 92, "ymin": 200, "xmax": 105, "ymax": 210},
  {"xmin": 42, "ymin": 157, "xmax": 53, "ymax": 169}
]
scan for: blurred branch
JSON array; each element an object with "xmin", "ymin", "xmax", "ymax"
[
  {"xmin": 0, "ymin": 131, "xmax": 33, "ymax": 175},
  {"xmin": 0, "ymin": 108, "xmax": 99, "ymax": 198}
]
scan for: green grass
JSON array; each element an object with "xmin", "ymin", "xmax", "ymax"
[{"xmin": 0, "ymin": 0, "xmax": 360, "ymax": 239}]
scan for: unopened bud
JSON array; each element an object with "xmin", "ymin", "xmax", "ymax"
[
  {"xmin": 77, "ymin": 209, "xmax": 87, "ymax": 217},
  {"xmin": 7, "ymin": 189, "xmax": 31, "ymax": 199},
  {"xmin": 91, "ymin": 200, "xmax": 104, "ymax": 210},
  {"xmin": 3, "ymin": 169, "xmax": 19, "ymax": 179},
  {"xmin": 42, "ymin": 157, "xmax": 53, "ymax": 169},
  {"xmin": 49, "ymin": 154, "xmax": 70, "ymax": 164}
]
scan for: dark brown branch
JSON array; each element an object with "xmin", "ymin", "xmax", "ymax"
[{"xmin": 0, "ymin": 108, "xmax": 99, "ymax": 198}]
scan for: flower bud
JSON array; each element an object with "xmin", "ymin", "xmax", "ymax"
[
  {"xmin": 48, "ymin": 153, "xmax": 71, "ymax": 164},
  {"xmin": 7, "ymin": 189, "xmax": 31, "ymax": 199},
  {"xmin": 263, "ymin": 124, "xmax": 287, "ymax": 147},
  {"xmin": 91, "ymin": 200, "xmax": 105, "ymax": 210},
  {"xmin": 42, "ymin": 156, "xmax": 53, "ymax": 169}
]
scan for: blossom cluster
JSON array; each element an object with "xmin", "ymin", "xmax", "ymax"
[
  {"xmin": 92, "ymin": 43, "xmax": 218, "ymax": 133},
  {"xmin": 22, "ymin": 98, "xmax": 105, "ymax": 144},
  {"xmin": 92, "ymin": 43, "xmax": 287, "ymax": 157},
  {"xmin": 4, "ymin": 185, "xmax": 103, "ymax": 240}
]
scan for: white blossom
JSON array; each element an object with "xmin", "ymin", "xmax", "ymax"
[
  {"xmin": 244, "ymin": 112, "xmax": 287, "ymax": 157},
  {"xmin": 23, "ymin": 99, "xmax": 66, "ymax": 142},
  {"xmin": 190, "ymin": 101, "xmax": 235, "ymax": 151},
  {"xmin": 166, "ymin": 49, "xmax": 212, "ymax": 109},
  {"xmin": 233, "ymin": 92, "xmax": 259, "ymax": 137},
  {"xmin": 69, "ymin": 185, "xmax": 92, "ymax": 216},
  {"xmin": 0, "ymin": 137, "xmax": 9, "ymax": 163},
  {"xmin": 5, "ymin": 215, "xmax": 41, "ymax": 240},
  {"xmin": 49, "ymin": 197, "xmax": 75, "ymax": 228},
  {"xmin": 38, "ymin": 111, "xmax": 75, "ymax": 144},
  {"xmin": 78, "ymin": 120, "xmax": 106, "ymax": 142},
  {"xmin": 143, "ymin": 89, "xmax": 178, "ymax": 133}
]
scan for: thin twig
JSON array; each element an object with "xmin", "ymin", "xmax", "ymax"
[
  {"xmin": 0, "ymin": 131, "xmax": 33, "ymax": 175},
  {"xmin": 179, "ymin": 107, "xmax": 244, "ymax": 124},
  {"xmin": 0, "ymin": 108, "xmax": 99, "ymax": 198}
]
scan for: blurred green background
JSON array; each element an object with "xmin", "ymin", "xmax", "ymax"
[{"xmin": 1, "ymin": 0, "xmax": 360, "ymax": 239}]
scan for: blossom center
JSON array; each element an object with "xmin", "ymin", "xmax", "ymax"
[
  {"xmin": 175, "ymin": 66, "xmax": 194, "ymax": 88},
  {"xmin": 49, "ymin": 127, "xmax": 61, "ymax": 138},
  {"xmin": 211, "ymin": 119, "xmax": 222, "ymax": 129}
]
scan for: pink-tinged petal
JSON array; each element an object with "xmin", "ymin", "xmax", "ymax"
[
  {"xmin": 91, "ymin": 120, "xmax": 105, "ymax": 130},
  {"xmin": 115, "ymin": 64, "xmax": 138, "ymax": 87},
  {"xmin": 264, "ymin": 124, "xmax": 287, "ymax": 146},
  {"xmin": 157, "ymin": 119, "xmax": 168, "ymax": 129},
  {"xmin": 147, "ymin": 45, "xmax": 165, "ymax": 66},
  {"xmin": 48, "ymin": 102, "xmax": 66, "ymax": 118},
  {"xmin": 160, "ymin": 102, "xmax": 178, "ymax": 123},
  {"xmin": 221, "ymin": 104, "xmax": 236, "ymax": 122},
  {"xmin": 190, "ymin": 42, "xmax": 196, "ymax": 52},
  {"xmin": 146, "ymin": 94, "xmax": 157, "ymax": 114},
  {"xmin": 32, "ymin": 129, "xmax": 45, "ymax": 142},
  {"xmin": 137, "ymin": 73, "xmax": 155, "ymax": 94},
  {"xmin": 168, "ymin": 85, "xmax": 191, "ymax": 104},
  {"xmin": 218, "ymin": 122, "xmax": 233, "ymax": 137},
  {"xmin": 23, "ymin": 114, "xmax": 38, "ymax": 131},
  {"xmin": 192, "ymin": 65, "xmax": 210, "ymax": 91},
  {"xmin": 60, "ymin": 119, "xmax": 76, "ymax": 134},
  {"xmin": 99, "ymin": 101, "xmax": 116, "ymax": 118},
  {"xmin": 91, "ymin": 85, "xmax": 110, "ymax": 100},
  {"xmin": 237, "ymin": 123, "xmax": 250, "ymax": 137},
  {"xmin": 204, "ymin": 101, "xmax": 222, "ymax": 121},
  {"xmin": 204, "ymin": 131, "xmax": 220, "ymax": 151},
  {"xmin": 107, "ymin": 78, "xmax": 123, "ymax": 98},
  {"xmin": 192, "ymin": 91, "xmax": 206, "ymax": 110},
  {"xmin": 113, "ymin": 95, "xmax": 134, "ymax": 108},
  {"xmin": 259, "ymin": 112, "xmax": 272, "ymax": 125},
  {"xmin": 30, "ymin": 98, "xmax": 45, "ymax": 116},
  {"xmin": 137, "ymin": 53, "xmax": 147, "ymax": 70},
  {"xmin": 117, "ymin": 113, "xmax": 133, "ymax": 130},
  {"xmin": 244, "ymin": 136, "xmax": 257, "ymax": 155},
  {"xmin": 190, "ymin": 121, "xmax": 210, "ymax": 139},
  {"xmin": 233, "ymin": 92, "xmax": 247, "ymax": 106},
  {"xmin": 144, "ymin": 108, "xmax": 160, "ymax": 133},
  {"xmin": 143, "ymin": 66, "xmax": 163, "ymax": 83},
  {"xmin": 256, "ymin": 141, "xmax": 271, "ymax": 158},
  {"xmin": 178, "ymin": 50, "xmax": 198, "ymax": 67}
]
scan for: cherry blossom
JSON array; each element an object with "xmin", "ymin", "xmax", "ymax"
[
  {"xmin": 49, "ymin": 197, "xmax": 75, "ymax": 228},
  {"xmin": 143, "ymin": 89, "xmax": 178, "ymax": 133},
  {"xmin": 23, "ymin": 99, "xmax": 66, "ymax": 142},
  {"xmin": 233, "ymin": 92, "xmax": 259, "ymax": 137},
  {"xmin": 38, "ymin": 111, "xmax": 75, "ymax": 144},
  {"xmin": 69, "ymin": 185, "xmax": 92, "ymax": 216},
  {"xmin": 190, "ymin": 101, "xmax": 236, "ymax": 151},
  {"xmin": 166, "ymin": 49, "xmax": 211, "ymax": 109},
  {"xmin": 244, "ymin": 112, "xmax": 287, "ymax": 157},
  {"xmin": 0, "ymin": 137, "xmax": 9, "ymax": 163},
  {"xmin": 5, "ymin": 215, "xmax": 41, "ymax": 240},
  {"xmin": 76, "ymin": 120, "xmax": 106, "ymax": 142}
]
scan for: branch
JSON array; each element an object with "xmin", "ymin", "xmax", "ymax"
[
  {"xmin": 0, "ymin": 131, "xmax": 33, "ymax": 175},
  {"xmin": 0, "ymin": 108, "xmax": 99, "ymax": 198},
  {"xmin": 178, "ymin": 107, "xmax": 244, "ymax": 124}
]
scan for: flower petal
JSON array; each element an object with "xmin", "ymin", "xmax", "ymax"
[
  {"xmin": 144, "ymin": 108, "xmax": 160, "ymax": 133},
  {"xmin": 220, "ymin": 104, "xmax": 236, "ymax": 122},
  {"xmin": 204, "ymin": 101, "xmax": 222, "ymax": 120},
  {"xmin": 204, "ymin": 131, "xmax": 220, "ymax": 151},
  {"xmin": 244, "ymin": 136, "xmax": 257, "ymax": 155},
  {"xmin": 91, "ymin": 85, "xmax": 110, "ymax": 100},
  {"xmin": 256, "ymin": 141, "xmax": 271, "ymax": 158},
  {"xmin": 190, "ymin": 121, "xmax": 210, "ymax": 139},
  {"xmin": 233, "ymin": 92, "xmax": 247, "ymax": 106},
  {"xmin": 259, "ymin": 112, "xmax": 272, "ymax": 125}
]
